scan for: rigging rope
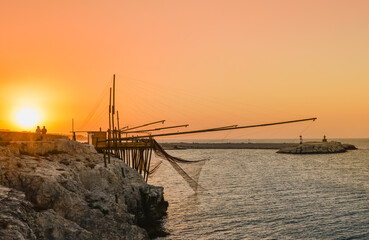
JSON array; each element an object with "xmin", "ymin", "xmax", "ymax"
[
  {"xmin": 80, "ymin": 78, "xmax": 112, "ymax": 130},
  {"xmin": 299, "ymin": 120, "xmax": 315, "ymax": 135}
]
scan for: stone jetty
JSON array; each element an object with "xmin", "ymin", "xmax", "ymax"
[
  {"xmin": 0, "ymin": 136, "xmax": 167, "ymax": 239},
  {"xmin": 161, "ymin": 141, "xmax": 357, "ymax": 154},
  {"xmin": 277, "ymin": 141, "xmax": 357, "ymax": 154}
]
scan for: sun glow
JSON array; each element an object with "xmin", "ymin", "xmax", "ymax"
[{"xmin": 15, "ymin": 108, "xmax": 40, "ymax": 128}]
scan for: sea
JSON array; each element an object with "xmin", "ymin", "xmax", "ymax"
[{"xmin": 149, "ymin": 139, "xmax": 369, "ymax": 240}]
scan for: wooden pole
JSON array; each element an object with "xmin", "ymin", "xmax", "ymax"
[
  {"xmin": 103, "ymin": 149, "xmax": 107, "ymax": 168},
  {"xmin": 139, "ymin": 149, "xmax": 144, "ymax": 174},
  {"xmin": 112, "ymin": 75, "xmax": 116, "ymax": 153},
  {"xmin": 117, "ymin": 111, "xmax": 122, "ymax": 144},
  {"xmin": 121, "ymin": 120, "xmax": 165, "ymax": 132},
  {"xmin": 143, "ymin": 148, "xmax": 150, "ymax": 180},
  {"xmin": 108, "ymin": 88, "xmax": 112, "ymax": 163},
  {"xmin": 124, "ymin": 124, "xmax": 189, "ymax": 134},
  {"xmin": 109, "ymin": 88, "xmax": 112, "ymax": 138},
  {"xmin": 146, "ymin": 145, "xmax": 153, "ymax": 182}
]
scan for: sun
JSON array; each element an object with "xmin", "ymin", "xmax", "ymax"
[{"xmin": 15, "ymin": 108, "xmax": 40, "ymax": 128}]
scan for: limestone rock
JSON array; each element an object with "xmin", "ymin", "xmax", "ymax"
[
  {"xmin": 0, "ymin": 185, "xmax": 92, "ymax": 240},
  {"xmin": 0, "ymin": 139, "xmax": 167, "ymax": 239}
]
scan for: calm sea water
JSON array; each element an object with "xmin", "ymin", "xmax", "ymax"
[{"xmin": 150, "ymin": 139, "xmax": 369, "ymax": 239}]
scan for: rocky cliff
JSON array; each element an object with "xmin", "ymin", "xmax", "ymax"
[{"xmin": 0, "ymin": 139, "xmax": 167, "ymax": 239}]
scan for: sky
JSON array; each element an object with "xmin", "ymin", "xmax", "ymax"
[{"xmin": 1, "ymin": 0, "xmax": 369, "ymax": 139}]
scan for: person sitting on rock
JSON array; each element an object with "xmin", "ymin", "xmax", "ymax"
[
  {"xmin": 35, "ymin": 126, "xmax": 41, "ymax": 134},
  {"xmin": 41, "ymin": 126, "xmax": 47, "ymax": 135}
]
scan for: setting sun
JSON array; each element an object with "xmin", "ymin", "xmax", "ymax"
[{"xmin": 15, "ymin": 108, "xmax": 40, "ymax": 128}]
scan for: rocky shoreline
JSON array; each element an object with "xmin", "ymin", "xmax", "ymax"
[{"xmin": 0, "ymin": 138, "xmax": 168, "ymax": 239}]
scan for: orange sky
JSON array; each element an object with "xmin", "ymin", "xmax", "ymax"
[{"xmin": 1, "ymin": 0, "xmax": 369, "ymax": 139}]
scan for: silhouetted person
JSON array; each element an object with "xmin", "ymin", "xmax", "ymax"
[
  {"xmin": 41, "ymin": 126, "xmax": 47, "ymax": 135},
  {"xmin": 299, "ymin": 135, "xmax": 303, "ymax": 145},
  {"xmin": 35, "ymin": 126, "xmax": 41, "ymax": 134},
  {"xmin": 323, "ymin": 135, "xmax": 327, "ymax": 142}
]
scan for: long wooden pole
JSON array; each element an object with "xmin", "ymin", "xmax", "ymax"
[
  {"xmin": 112, "ymin": 74, "xmax": 116, "ymax": 141},
  {"xmin": 108, "ymin": 87, "xmax": 112, "ymax": 163},
  {"xmin": 117, "ymin": 111, "xmax": 120, "ymax": 131},
  {"xmin": 124, "ymin": 124, "xmax": 189, "ymax": 134},
  {"xmin": 116, "ymin": 118, "xmax": 317, "ymax": 140},
  {"xmin": 117, "ymin": 111, "xmax": 121, "ymax": 144},
  {"xmin": 121, "ymin": 120, "xmax": 165, "ymax": 131},
  {"xmin": 109, "ymin": 88, "xmax": 112, "ymax": 136}
]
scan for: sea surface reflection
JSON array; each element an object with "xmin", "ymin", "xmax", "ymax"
[{"xmin": 150, "ymin": 139, "xmax": 369, "ymax": 239}]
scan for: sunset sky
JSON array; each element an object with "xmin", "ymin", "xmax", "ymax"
[{"xmin": 1, "ymin": 0, "xmax": 368, "ymax": 139}]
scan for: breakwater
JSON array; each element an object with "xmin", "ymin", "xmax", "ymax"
[
  {"xmin": 161, "ymin": 141, "xmax": 357, "ymax": 154},
  {"xmin": 161, "ymin": 142, "xmax": 298, "ymax": 150},
  {"xmin": 277, "ymin": 141, "xmax": 357, "ymax": 154}
]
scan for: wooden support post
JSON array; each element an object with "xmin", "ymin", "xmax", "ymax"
[
  {"xmin": 126, "ymin": 149, "xmax": 130, "ymax": 167},
  {"xmin": 145, "ymin": 144, "xmax": 153, "ymax": 182},
  {"xmin": 142, "ymin": 148, "xmax": 148, "ymax": 179},
  {"xmin": 142, "ymin": 149, "xmax": 147, "ymax": 180},
  {"xmin": 108, "ymin": 130, "xmax": 111, "ymax": 164},
  {"xmin": 132, "ymin": 148, "xmax": 136, "ymax": 169},
  {"xmin": 120, "ymin": 149, "xmax": 126, "ymax": 162},
  {"xmin": 139, "ymin": 149, "xmax": 144, "ymax": 174},
  {"xmin": 128, "ymin": 149, "xmax": 132, "ymax": 168},
  {"xmin": 103, "ymin": 149, "xmax": 107, "ymax": 168},
  {"xmin": 134, "ymin": 148, "xmax": 137, "ymax": 169},
  {"xmin": 134, "ymin": 148, "xmax": 139, "ymax": 170}
]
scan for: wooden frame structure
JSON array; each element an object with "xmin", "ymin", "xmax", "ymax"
[{"xmin": 75, "ymin": 74, "xmax": 317, "ymax": 183}]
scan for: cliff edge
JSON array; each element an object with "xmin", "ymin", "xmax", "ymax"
[{"xmin": 0, "ymin": 139, "xmax": 167, "ymax": 239}]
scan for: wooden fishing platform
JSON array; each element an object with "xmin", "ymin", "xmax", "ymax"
[
  {"xmin": 96, "ymin": 141, "xmax": 153, "ymax": 149},
  {"xmin": 87, "ymin": 130, "xmax": 155, "ymax": 182},
  {"xmin": 73, "ymin": 74, "xmax": 317, "ymax": 185}
]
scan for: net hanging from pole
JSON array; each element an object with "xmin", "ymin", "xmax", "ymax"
[
  {"xmin": 148, "ymin": 161, "xmax": 162, "ymax": 176},
  {"xmin": 150, "ymin": 139, "xmax": 208, "ymax": 192}
]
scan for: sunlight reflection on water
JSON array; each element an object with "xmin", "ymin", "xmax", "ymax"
[{"xmin": 150, "ymin": 139, "xmax": 369, "ymax": 239}]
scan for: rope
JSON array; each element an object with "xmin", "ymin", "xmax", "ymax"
[
  {"xmin": 299, "ymin": 120, "xmax": 315, "ymax": 135},
  {"xmin": 80, "ymin": 77, "xmax": 112, "ymax": 130}
]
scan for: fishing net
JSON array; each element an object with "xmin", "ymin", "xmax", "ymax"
[
  {"xmin": 148, "ymin": 161, "xmax": 162, "ymax": 176},
  {"xmin": 150, "ymin": 139, "xmax": 208, "ymax": 192}
]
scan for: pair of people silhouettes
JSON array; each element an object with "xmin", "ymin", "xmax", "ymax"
[{"xmin": 36, "ymin": 126, "xmax": 47, "ymax": 135}]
